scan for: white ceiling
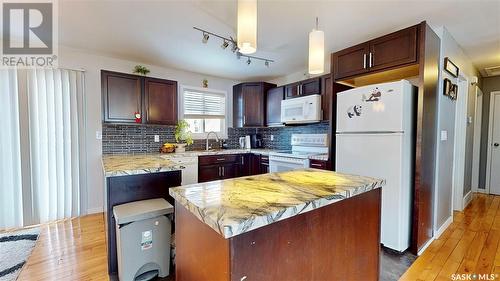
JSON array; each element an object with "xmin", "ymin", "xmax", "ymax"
[{"xmin": 59, "ymin": 0, "xmax": 500, "ymax": 80}]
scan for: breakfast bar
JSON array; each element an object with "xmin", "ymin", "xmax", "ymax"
[{"xmin": 169, "ymin": 169, "xmax": 385, "ymax": 281}]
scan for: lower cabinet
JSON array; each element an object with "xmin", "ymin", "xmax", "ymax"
[
  {"xmin": 250, "ymin": 154, "xmax": 269, "ymax": 175},
  {"xmin": 104, "ymin": 171, "xmax": 182, "ymax": 275},
  {"xmin": 309, "ymin": 159, "xmax": 331, "ymax": 170},
  {"xmin": 198, "ymin": 154, "xmax": 246, "ymax": 183}
]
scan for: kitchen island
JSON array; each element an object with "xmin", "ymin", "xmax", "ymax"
[{"xmin": 169, "ymin": 169, "xmax": 385, "ymax": 281}]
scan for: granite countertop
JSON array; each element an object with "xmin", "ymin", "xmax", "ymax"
[
  {"xmin": 102, "ymin": 149, "xmax": 279, "ymax": 177},
  {"xmin": 169, "ymin": 169, "xmax": 384, "ymax": 239}
]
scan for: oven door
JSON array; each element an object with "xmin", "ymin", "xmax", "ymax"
[{"xmin": 269, "ymin": 155, "xmax": 309, "ymax": 173}]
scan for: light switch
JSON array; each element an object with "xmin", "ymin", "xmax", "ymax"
[
  {"xmin": 440, "ymin": 130, "xmax": 448, "ymax": 141},
  {"xmin": 95, "ymin": 131, "xmax": 102, "ymax": 140},
  {"xmin": 468, "ymin": 116, "xmax": 473, "ymax": 124},
  {"xmin": 154, "ymin": 135, "xmax": 160, "ymax": 142}
]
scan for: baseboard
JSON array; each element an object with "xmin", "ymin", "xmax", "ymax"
[
  {"xmin": 87, "ymin": 207, "xmax": 104, "ymax": 214},
  {"xmin": 417, "ymin": 236, "xmax": 435, "ymax": 256},
  {"xmin": 463, "ymin": 191, "xmax": 473, "ymax": 209},
  {"xmin": 476, "ymin": 188, "xmax": 488, "ymax": 194},
  {"xmin": 435, "ymin": 216, "xmax": 453, "ymax": 240}
]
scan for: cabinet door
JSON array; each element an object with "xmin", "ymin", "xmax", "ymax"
[
  {"xmin": 198, "ymin": 165, "xmax": 221, "ymax": 183},
  {"xmin": 242, "ymin": 83, "xmax": 265, "ymax": 127},
  {"xmin": 144, "ymin": 78, "xmax": 178, "ymax": 125},
  {"xmin": 321, "ymin": 75, "xmax": 333, "ymax": 121},
  {"xmin": 266, "ymin": 87, "xmax": 284, "ymax": 126},
  {"xmin": 332, "ymin": 43, "xmax": 370, "ymax": 80},
  {"xmin": 221, "ymin": 164, "xmax": 238, "ymax": 179},
  {"xmin": 102, "ymin": 71, "xmax": 142, "ymax": 123},
  {"xmin": 285, "ymin": 83, "xmax": 300, "ymax": 99},
  {"xmin": 300, "ymin": 77, "xmax": 321, "ymax": 96},
  {"xmin": 233, "ymin": 84, "xmax": 244, "ymax": 128},
  {"xmin": 369, "ymin": 26, "xmax": 417, "ymax": 72}
]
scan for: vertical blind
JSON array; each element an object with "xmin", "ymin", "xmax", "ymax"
[{"xmin": 183, "ymin": 90, "xmax": 226, "ymax": 119}]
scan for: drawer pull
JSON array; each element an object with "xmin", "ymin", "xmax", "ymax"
[
  {"xmin": 216, "ymin": 158, "xmax": 226, "ymax": 161},
  {"xmin": 311, "ymin": 163, "xmax": 324, "ymax": 167},
  {"xmin": 261, "ymin": 157, "xmax": 269, "ymax": 161}
]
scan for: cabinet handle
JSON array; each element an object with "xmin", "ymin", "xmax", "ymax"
[
  {"xmin": 218, "ymin": 166, "xmax": 221, "ymax": 177},
  {"xmin": 217, "ymin": 158, "xmax": 225, "ymax": 161},
  {"xmin": 363, "ymin": 54, "xmax": 367, "ymax": 69},
  {"xmin": 369, "ymin": 52, "xmax": 373, "ymax": 68},
  {"xmin": 261, "ymin": 157, "xmax": 268, "ymax": 161},
  {"xmin": 243, "ymin": 116, "xmax": 246, "ymax": 125},
  {"xmin": 222, "ymin": 166, "xmax": 225, "ymax": 177},
  {"xmin": 311, "ymin": 163, "xmax": 324, "ymax": 167}
]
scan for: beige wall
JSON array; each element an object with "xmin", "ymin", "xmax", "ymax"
[{"xmin": 58, "ymin": 46, "xmax": 239, "ymax": 213}]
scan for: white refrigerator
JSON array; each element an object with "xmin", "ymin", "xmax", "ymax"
[{"xmin": 336, "ymin": 80, "xmax": 416, "ymax": 252}]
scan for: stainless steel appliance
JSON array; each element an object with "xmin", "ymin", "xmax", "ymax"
[
  {"xmin": 250, "ymin": 134, "xmax": 263, "ymax": 148},
  {"xmin": 269, "ymin": 134, "xmax": 328, "ymax": 172},
  {"xmin": 281, "ymin": 94, "xmax": 322, "ymax": 124}
]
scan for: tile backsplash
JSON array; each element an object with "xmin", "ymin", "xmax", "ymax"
[{"xmin": 102, "ymin": 121, "xmax": 329, "ymax": 154}]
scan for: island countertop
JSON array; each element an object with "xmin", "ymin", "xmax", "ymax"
[{"xmin": 169, "ymin": 169, "xmax": 385, "ymax": 239}]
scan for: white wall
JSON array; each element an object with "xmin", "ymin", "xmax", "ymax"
[
  {"xmin": 58, "ymin": 46, "xmax": 239, "ymax": 214},
  {"xmin": 433, "ymin": 27, "xmax": 480, "ymax": 233}
]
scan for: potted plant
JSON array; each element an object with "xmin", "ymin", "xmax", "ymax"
[{"xmin": 174, "ymin": 120, "xmax": 193, "ymax": 152}]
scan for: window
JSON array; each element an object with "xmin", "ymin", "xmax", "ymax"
[{"xmin": 181, "ymin": 86, "xmax": 227, "ymax": 138}]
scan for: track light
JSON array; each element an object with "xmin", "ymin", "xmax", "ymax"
[
  {"xmin": 202, "ymin": 33, "xmax": 209, "ymax": 43},
  {"xmin": 265, "ymin": 60, "xmax": 269, "ymax": 67},
  {"xmin": 221, "ymin": 40, "xmax": 229, "ymax": 49},
  {"xmin": 247, "ymin": 58, "xmax": 251, "ymax": 65},
  {"xmin": 231, "ymin": 42, "xmax": 239, "ymax": 53},
  {"xmin": 236, "ymin": 52, "xmax": 242, "ymax": 60}
]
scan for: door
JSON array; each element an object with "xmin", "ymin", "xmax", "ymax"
[
  {"xmin": 369, "ymin": 26, "xmax": 417, "ymax": 72},
  {"xmin": 144, "ymin": 78, "xmax": 178, "ymax": 125},
  {"xmin": 332, "ymin": 42, "xmax": 370, "ymax": 80},
  {"xmin": 267, "ymin": 87, "xmax": 284, "ymax": 126},
  {"xmin": 336, "ymin": 133, "xmax": 411, "ymax": 252},
  {"xmin": 102, "ymin": 71, "xmax": 142, "ymax": 123},
  {"xmin": 198, "ymin": 165, "xmax": 221, "ymax": 183},
  {"xmin": 243, "ymin": 83, "xmax": 265, "ymax": 126},
  {"xmin": 300, "ymin": 77, "xmax": 321, "ymax": 96},
  {"xmin": 489, "ymin": 92, "xmax": 500, "ymax": 194}
]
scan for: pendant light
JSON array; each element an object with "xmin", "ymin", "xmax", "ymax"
[
  {"xmin": 308, "ymin": 17, "xmax": 325, "ymax": 75},
  {"xmin": 237, "ymin": 0, "xmax": 257, "ymax": 54}
]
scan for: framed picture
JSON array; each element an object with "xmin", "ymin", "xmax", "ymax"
[
  {"xmin": 444, "ymin": 57, "xmax": 459, "ymax": 78},
  {"xmin": 443, "ymin": 78, "xmax": 457, "ymax": 100},
  {"xmin": 450, "ymin": 84, "xmax": 458, "ymax": 100}
]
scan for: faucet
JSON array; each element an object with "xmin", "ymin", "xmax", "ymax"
[{"xmin": 206, "ymin": 131, "xmax": 220, "ymax": 151}]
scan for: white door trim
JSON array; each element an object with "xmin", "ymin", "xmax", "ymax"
[
  {"xmin": 471, "ymin": 87, "xmax": 483, "ymax": 192},
  {"xmin": 486, "ymin": 91, "xmax": 500, "ymax": 193},
  {"xmin": 452, "ymin": 74, "xmax": 469, "ymax": 211}
]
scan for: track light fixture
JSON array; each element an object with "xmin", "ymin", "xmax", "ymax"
[
  {"xmin": 202, "ymin": 32, "xmax": 209, "ymax": 44},
  {"xmin": 193, "ymin": 27, "xmax": 274, "ymax": 67}
]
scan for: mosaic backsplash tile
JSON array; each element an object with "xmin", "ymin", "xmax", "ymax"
[{"xmin": 102, "ymin": 121, "xmax": 329, "ymax": 154}]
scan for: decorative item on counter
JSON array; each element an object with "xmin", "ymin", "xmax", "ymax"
[
  {"xmin": 174, "ymin": 120, "xmax": 193, "ymax": 152},
  {"xmin": 134, "ymin": 112, "xmax": 142, "ymax": 123},
  {"xmin": 133, "ymin": 65, "xmax": 150, "ymax": 76},
  {"xmin": 160, "ymin": 143, "xmax": 176, "ymax": 153},
  {"xmin": 444, "ymin": 57, "xmax": 459, "ymax": 78},
  {"xmin": 202, "ymin": 79, "xmax": 208, "ymax": 88}
]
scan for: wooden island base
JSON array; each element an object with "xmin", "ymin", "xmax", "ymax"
[{"xmin": 175, "ymin": 188, "xmax": 381, "ymax": 281}]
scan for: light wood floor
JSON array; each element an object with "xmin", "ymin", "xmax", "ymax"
[
  {"xmin": 401, "ymin": 193, "xmax": 500, "ymax": 281},
  {"xmin": 16, "ymin": 194, "xmax": 500, "ymax": 281}
]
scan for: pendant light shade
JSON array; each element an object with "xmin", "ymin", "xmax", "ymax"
[
  {"xmin": 308, "ymin": 17, "xmax": 324, "ymax": 75},
  {"xmin": 237, "ymin": 0, "xmax": 257, "ymax": 54}
]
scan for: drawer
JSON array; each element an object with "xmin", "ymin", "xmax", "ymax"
[
  {"xmin": 260, "ymin": 155, "xmax": 269, "ymax": 164},
  {"xmin": 199, "ymin": 154, "xmax": 240, "ymax": 165},
  {"xmin": 309, "ymin": 159, "xmax": 330, "ymax": 170}
]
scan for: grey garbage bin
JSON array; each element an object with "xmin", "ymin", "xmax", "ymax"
[{"xmin": 113, "ymin": 198, "xmax": 174, "ymax": 281}]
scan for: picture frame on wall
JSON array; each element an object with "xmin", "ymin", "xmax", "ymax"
[
  {"xmin": 444, "ymin": 57, "xmax": 459, "ymax": 78},
  {"xmin": 443, "ymin": 78, "xmax": 458, "ymax": 100}
]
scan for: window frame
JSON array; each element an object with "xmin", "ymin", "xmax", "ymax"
[{"xmin": 179, "ymin": 85, "xmax": 228, "ymax": 139}]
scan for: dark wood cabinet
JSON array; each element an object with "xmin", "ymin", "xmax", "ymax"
[
  {"xmin": 233, "ymin": 82, "xmax": 276, "ymax": 128},
  {"xmin": 102, "ymin": 71, "xmax": 142, "ymax": 123},
  {"xmin": 249, "ymin": 154, "xmax": 269, "ymax": 175},
  {"xmin": 320, "ymin": 74, "xmax": 333, "ymax": 121},
  {"xmin": 198, "ymin": 154, "xmax": 246, "ymax": 183},
  {"xmin": 285, "ymin": 83, "xmax": 300, "ymax": 99},
  {"xmin": 105, "ymin": 171, "xmax": 181, "ymax": 275},
  {"xmin": 144, "ymin": 77, "xmax": 178, "ymax": 125},
  {"xmin": 198, "ymin": 164, "xmax": 221, "ymax": 183},
  {"xmin": 309, "ymin": 159, "xmax": 331, "ymax": 170},
  {"xmin": 284, "ymin": 78, "xmax": 321, "ymax": 100},
  {"xmin": 260, "ymin": 155, "xmax": 269, "ymax": 174},
  {"xmin": 102, "ymin": 70, "xmax": 178, "ymax": 125},
  {"xmin": 266, "ymin": 87, "xmax": 284, "ymax": 126},
  {"xmin": 332, "ymin": 24, "xmax": 419, "ymax": 80},
  {"xmin": 332, "ymin": 43, "xmax": 370, "ymax": 80}
]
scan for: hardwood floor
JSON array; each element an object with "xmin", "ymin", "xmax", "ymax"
[
  {"xmin": 401, "ymin": 193, "xmax": 500, "ymax": 281},
  {"xmin": 17, "ymin": 194, "xmax": 500, "ymax": 281}
]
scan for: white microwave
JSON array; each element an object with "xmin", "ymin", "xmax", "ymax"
[{"xmin": 281, "ymin": 94, "xmax": 322, "ymax": 124}]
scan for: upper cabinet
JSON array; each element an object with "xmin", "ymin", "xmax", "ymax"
[
  {"xmin": 233, "ymin": 82, "xmax": 276, "ymax": 128},
  {"xmin": 101, "ymin": 70, "xmax": 178, "ymax": 125},
  {"xmin": 321, "ymin": 74, "xmax": 333, "ymax": 121},
  {"xmin": 332, "ymin": 25, "xmax": 419, "ymax": 80},
  {"xmin": 102, "ymin": 71, "xmax": 142, "ymax": 123},
  {"xmin": 266, "ymin": 86, "xmax": 285, "ymax": 126},
  {"xmin": 144, "ymin": 77, "xmax": 178, "ymax": 125},
  {"xmin": 284, "ymin": 78, "xmax": 321, "ymax": 99}
]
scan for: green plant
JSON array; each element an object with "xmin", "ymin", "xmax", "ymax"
[
  {"xmin": 133, "ymin": 65, "xmax": 150, "ymax": 76},
  {"xmin": 174, "ymin": 120, "xmax": 193, "ymax": 145}
]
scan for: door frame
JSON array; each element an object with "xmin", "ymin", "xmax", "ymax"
[
  {"xmin": 471, "ymin": 87, "xmax": 483, "ymax": 192},
  {"xmin": 486, "ymin": 91, "xmax": 500, "ymax": 193},
  {"xmin": 451, "ymin": 74, "xmax": 469, "ymax": 211}
]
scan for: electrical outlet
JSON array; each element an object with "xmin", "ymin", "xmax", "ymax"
[
  {"xmin": 270, "ymin": 135, "xmax": 274, "ymax": 141},
  {"xmin": 95, "ymin": 131, "xmax": 102, "ymax": 140},
  {"xmin": 440, "ymin": 130, "xmax": 448, "ymax": 141},
  {"xmin": 154, "ymin": 135, "xmax": 160, "ymax": 142}
]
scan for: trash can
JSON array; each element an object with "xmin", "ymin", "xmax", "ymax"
[{"xmin": 113, "ymin": 198, "xmax": 174, "ymax": 281}]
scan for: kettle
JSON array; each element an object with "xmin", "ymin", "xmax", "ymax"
[{"xmin": 239, "ymin": 136, "xmax": 251, "ymax": 149}]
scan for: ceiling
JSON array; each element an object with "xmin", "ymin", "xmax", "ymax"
[{"xmin": 59, "ymin": 0, "xmax": 500, "ymax": 80}]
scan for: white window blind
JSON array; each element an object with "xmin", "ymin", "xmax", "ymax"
[{"xmin": 183, "ymin": 90, "xmax": 225, "ymax": 119}]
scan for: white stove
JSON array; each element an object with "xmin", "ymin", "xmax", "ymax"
[{"xmin": 269, "ymin": 134, "xmax": 328, "ymax": 172}]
